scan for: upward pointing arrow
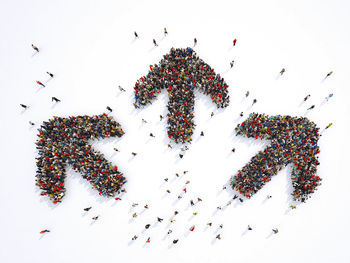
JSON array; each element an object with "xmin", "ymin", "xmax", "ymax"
[
  {"xmin": 134, "ymin": 47, "xmax": 230, "ymax": 143},
  {"xmin": 231, "ymin": 113, "xmax": 321, "ymax": 202},
  {"xmin": 35, "ymin": 114, "xmax": 126, "ymax": 204}
]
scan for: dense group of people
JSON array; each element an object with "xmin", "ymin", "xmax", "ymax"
[
  {"xmin": 133, "ymin": 47, "xmax": 230, "ymax": 143},
  {"xmin": 35, "ymin": 114, "xmax": 126, "ymax": 203},
  {"xmin": 231, "ymin": 113, "xmax": 321, "ymax": 202}
]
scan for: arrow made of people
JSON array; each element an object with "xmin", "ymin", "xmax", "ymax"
[
  {"xmin": 231, "ymin": 113, "xmax": 321, "ymax": 202},
  {"xmin": 35, "ymin": 114, "xmax": 126, "ymax": 204},
  {"xmin": 133, "ymin": 47, "xmax": 230, "ymax": 143}
]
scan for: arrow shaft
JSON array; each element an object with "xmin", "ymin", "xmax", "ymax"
[{"xmin": 231, "ymin": 145, "xmax": 287, "ymax": 198}]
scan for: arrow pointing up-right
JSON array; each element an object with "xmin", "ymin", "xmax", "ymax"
[
  {"xmin": 231, "ymin": 113, "xmax": 321, "ymax": 202},
  {"xmin": 134, "ymin": 47, "xmax": 230, "ymax": 143}
]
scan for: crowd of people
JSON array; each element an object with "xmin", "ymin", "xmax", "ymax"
[
  {"xmin": 231, "ymin": 113, "xmax": 321, "ymax": 202},
  {"xmin": 35, "ymin": 114, "xmax": 126, "ymax": 203},
  {"xmin": 133, "ymin": 47, "xmax": 230, "ymax": 143}
]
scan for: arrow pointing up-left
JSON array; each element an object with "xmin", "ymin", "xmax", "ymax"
[
  {"xmin": 35, "ymin": 114, "xmax": 126, "ymax": 204},
  {"xmin": 134, "ymin": 47, "xmax": 230, "ymax": 143}
]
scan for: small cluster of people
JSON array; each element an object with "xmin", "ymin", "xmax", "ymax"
[
  {"xmin": 35, "ymin": 114, "xmax": 126, "ymax": 203},
  {"xmin": 133, "ymin": 47, "xmax": 230, "ymax": 143},
  {"xmin": 231, "ymin": 113, "xmax": 321, "ymax": 202}
]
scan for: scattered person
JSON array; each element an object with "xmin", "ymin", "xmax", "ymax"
[
  {"xmin": 207, "ymin": 222, "xmax": 212, "ymax": 226},
  {"xmin": 164, "ymin": 178, "xmax": 168, "ymax": 182},
  {"xmin": 189, "ymin": 225, "xmax": 195, "ymax": 231},
  {"xmin": 166, "ymin": 189, "xmax": 171, "ymax": 193},
  {"xmin": 179, "ymin": 154, "xmax": 183, "ymax": 159},
  {"xmin": 157, "ymin": 217, "xmax": 163, "ymax": 222},
  {"xmin": 168, "ymin": 230, "xmax": 172, "ymax": 234},
  {"xmin": 325, "ymin": 71, "xmax": 333, "ymax": 78},
  {"xmin": 304, "ymin": 95, "xmax": 311, "ymax": 101},
  {"xmin": 230, "ymin": 60, "xmax": 234, "ymax": 68},
  {"xmin": 160, "ymin": 115, "xmax": 163, "ymax": 120},
  {"xmin": 84, "ymin": 207, "xmax": 92, "ymax": 211},
  {"xmin": 290, "ymin": 205, "xmax": 296, "ymax": 209},
  {"xmin": 146, "ymin": 237, "xmax": 150, "ymax": 243},
  {"xmin": 272, "ymin": 228, "xmax": 279, "ymax": 234},
  {"xmin": 142, "ymin": 119, "xmax": 147, "ymax": 123},
  {"xmin": 32, "ymin": 44, "xmax": 39, "ymax": 52},
  {"xmin": 200, "ymin": 131, "xmax": 204, "ymax": 136},
  {"xmin": 233, "ymin": 39, "xmax": 237, "ymax": 46},
  {"xmin": 132, "ymin": 203, "xmax": 138, "ymax": 207},
  {"xmin": 118, "ymin": 85, "xmax": 126, "ymax": 92},
  {"xmin": 106, "ymin": 106, "xmax": 112, "ymax": 112},
  {"xmin": 190, "ymin": 200, "xmax": 194, "ymax": 206},
  {"xmin": 29, "ymin": 121, "xmax": 35, "ymax": 126},
  {"xmin": 280, "ymin": 68, "xmax": 285, "ymax": 75},
  {"xmin": 52, "ymin": 97, "xmax": 60, "ymax": 102},
  {"xmin": 134, "ymin": 31, "xmax": 139, "ymax": 38},
  {"xmin": 248, "ymin": 225, "xmax": 252, "ymax": 230},
  {"xmin": 47, "ymin": 72, "xmax": 54, "ymax": 78},
  {"xmin": 36, "ymin": 81, "xmax": 45, "ymax": 87},
  {"xmin": 145, "ymin": 224, "xmax": 151, "ymax": 229},
  {"xmin": 232, "ymin": 148, "xmax": 236, "ymax": 152},
  {"xmin": 150, "ymin": 133, "xmax": 155, "ymax": 137},
  {"xmin": 40, "ymin": 230, "xmax": 50, "ymax": 234},
  {"xmin": 252, "ymin": 99, "xmax": 257, "ymax": 105},
  {"xmin": 132, "ymin": 235, "xmax": 138, "ymax": 240},
  {"xmin": 92, "ymin": 216, "xmax": 99, "ymax": 220},
  {"xmin": 20, "ymin": 104, "xmax": 28, "ymax": 109},
  {"xmin": 216, "ymin": 234, "xmax": 221, "ymax": 240},
  {"xmin": 267, "ymin": 195, "xmax": 272, "ymax": 199},
  {"xmin": 194, "ymin": 38, "xmax": 197, "ymax": 46},
  {"xmin": 307, "ymin": 105, "xmax": 315, "ymax": 110},
  {"xmin": 325, "ymin": 123, "xmax": 333, "ymax": 129},
  {"xmin": 113, "ymin": 148, "xmax": 119, "ymax": 152},
  {"xmin": 131, "ymin": 152, "xmax": 137, "ymax": 156},
  {"xmin": 240, "ymin": 112, "xmax": 243, "ymax": 117},
  {"xmin": 153, "ymin": 39, "xmax": 158, "ymax": 46},
  {"xmin": 325, "ymin": 93, "xmax": 333, "ymax": 101},
  {"xmin": 173, "ymin": 239, "xmax": 178, "ymax": 244},
  {"xmin": 144, "ymin": 204, "xmax": 149, "ymax": 209},
  {"xmin": 164, "ymin": 28, "xmax": 168, "ymax": 36},
  {"xmin": 211, "ymin": 112, "xmax": 214, "ymax": 118}
]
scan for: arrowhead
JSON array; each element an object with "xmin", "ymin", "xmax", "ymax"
[
  {"xmin": 35, "ymin": 114, "xmax": 126, "ymax": 204},
  {"xmin": 232, "ymin": 113, "xmax": 321, "ymax": 202},
  {"xmin": 134, "ymin": 47, "xmax": 230, "ymax": 143}
]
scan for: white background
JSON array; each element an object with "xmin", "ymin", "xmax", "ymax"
[{"xmin": 1, "ymin": 0, "xmax": 350, "ymax": 262}]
